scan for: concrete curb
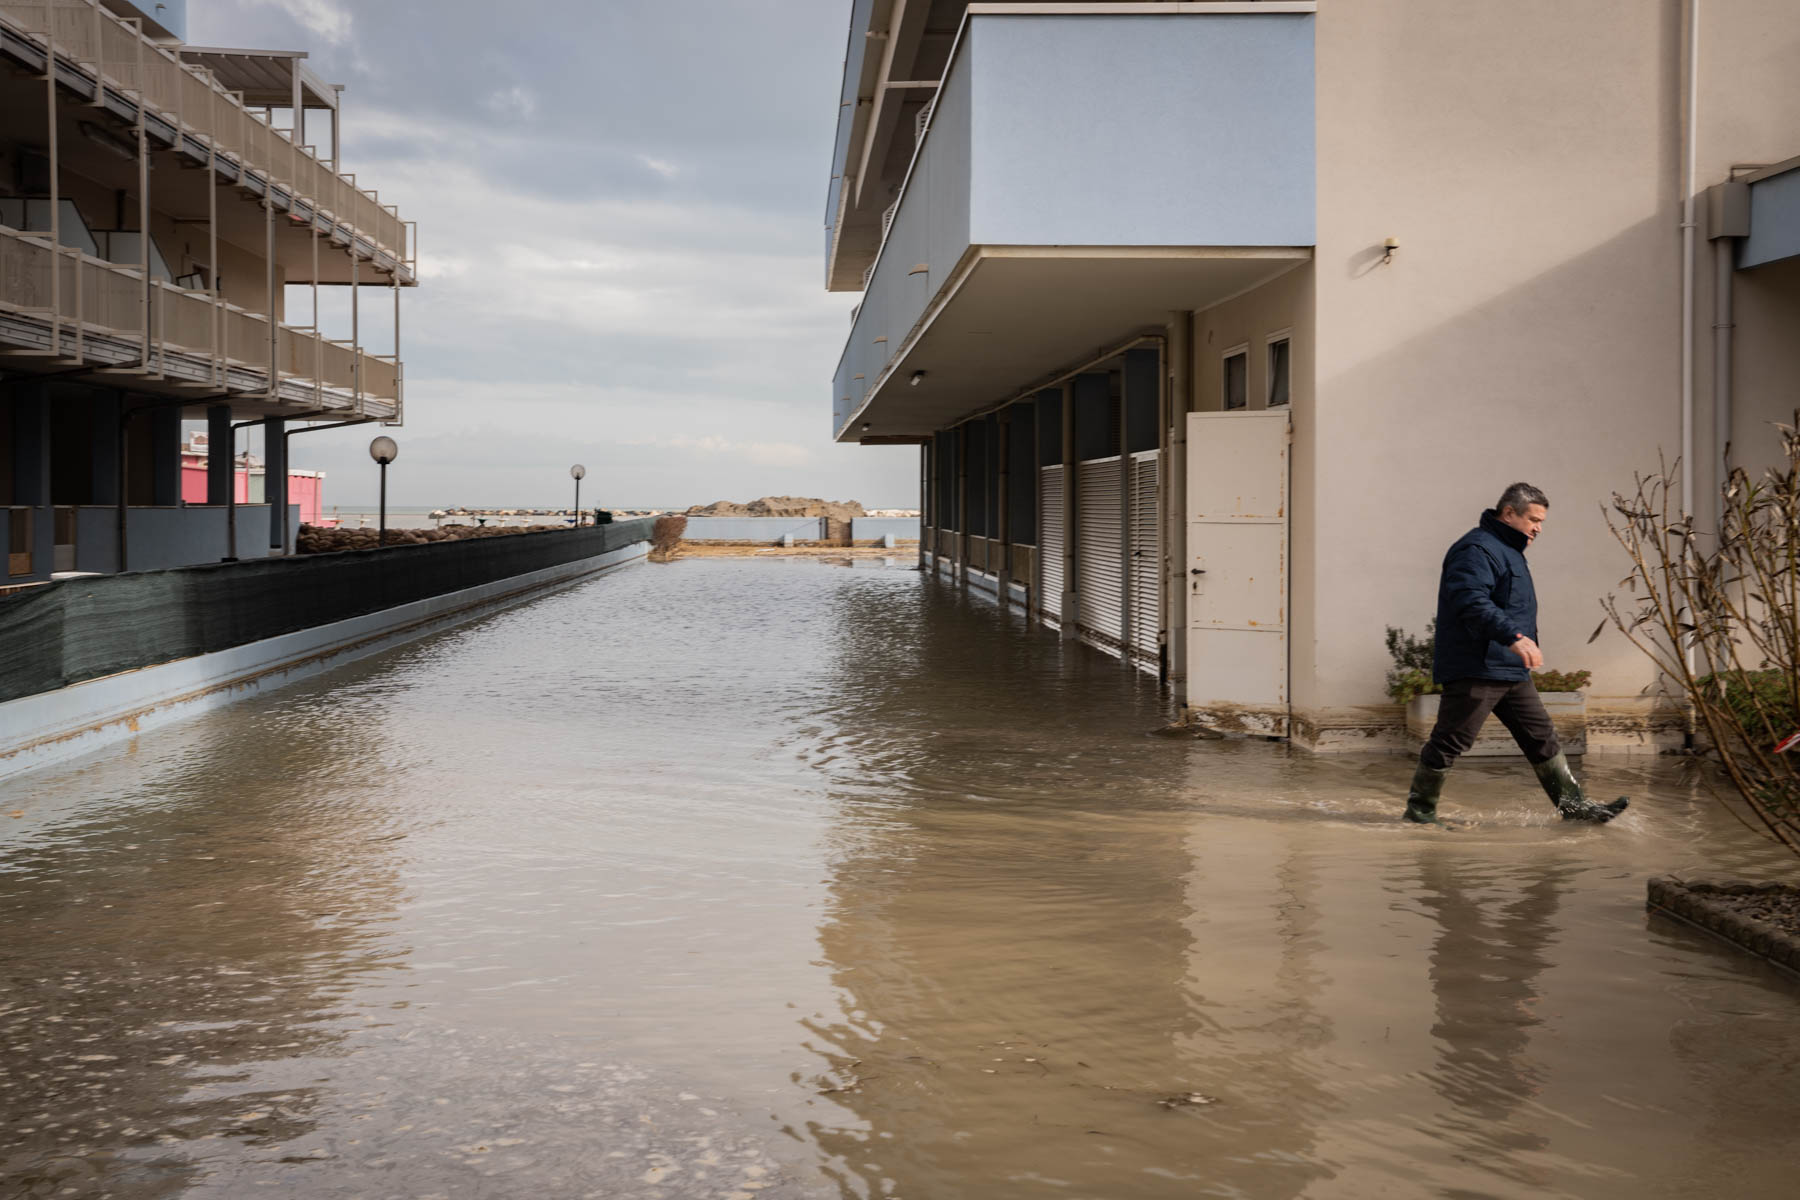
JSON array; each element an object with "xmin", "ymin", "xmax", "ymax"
[{"xmin": 1646, "ymin": 876, "xmax": 1800, "ymax": 977}]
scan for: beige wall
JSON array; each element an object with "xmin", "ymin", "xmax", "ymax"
[
  {"xmin": 1188, "ymin": 263, "xmax": 1316, "ymax": 724},
  {"xmin": 1297, "ymin": 0, "xmax": 1800, "ymax": 750}
]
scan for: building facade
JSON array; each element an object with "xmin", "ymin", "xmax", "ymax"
[
  {"xmin": 2, "ymin": 0, "xmax": 412, "ymax": 582},
  {"xmin": 826, "ymin": 0, "xmax": 1800, "ymax": 752}
]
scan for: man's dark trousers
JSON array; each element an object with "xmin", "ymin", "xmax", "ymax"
[{"xmin": 1421, "ymin": 678, "xmax": 1560, "ymax": 770}]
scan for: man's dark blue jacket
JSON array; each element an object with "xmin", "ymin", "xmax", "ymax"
[{"xmin": 1433, "ymin": 510, "xmax": 1537, "ymax": 684}]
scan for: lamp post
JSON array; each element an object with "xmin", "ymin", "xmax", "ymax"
[
  {"xmin": 369, "ymin": 435, "xmax": 398, "ymax": 547},
  {"xmin": 570, "ymin": 464, "xmax": 586, "ymax": 527}
]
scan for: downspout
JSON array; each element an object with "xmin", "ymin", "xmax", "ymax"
[
  {"xmin": 1713, "ymin": 233, "xmax": 1734, "ymax": 539},
  {"xmin": 1680, "ymin": 0, "xmax": 1700, "ymax": 532},
  {"xmin": 1679, "ymin": 0, "xmax": 1701, "ymax": 742},
  {"xmin": 282, "ymin": 414, "xmax": 382, "ymax": 554}
]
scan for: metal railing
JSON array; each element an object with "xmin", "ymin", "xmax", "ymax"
[
  {"xmin": 0, "ymin": 225, "xmax": 398, "ymax": 401},
  {"xmin": 0, "ymin": 0, "xmax": 407, "ymax": 262}
]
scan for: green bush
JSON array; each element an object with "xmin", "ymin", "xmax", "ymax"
[
  {"xmin": 1531, "ymin": 668, "xmax": 1592, "ymax": 693},
  {"xmin": 1385, "ymin": 623, "xmax": 1441, "ymax": 704},
  {"xmin": 1384, "ymin": 621, "xmax": 1591, "ymax": 702}
]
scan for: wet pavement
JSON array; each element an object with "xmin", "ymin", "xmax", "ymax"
[{"xmin": 3, "ymin": 556, "xmax": 1799, "ymax": 1199}]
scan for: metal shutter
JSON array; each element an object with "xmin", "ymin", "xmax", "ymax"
[
  {"xmin": 1076, "ymin": 457, "xmax": 1124, "ymax": 656},
  {"xmin": 1129, "ymin": 451, "xmax": 1160, "ymax": 671},
  {"xmin": 1038, "ymin": 465, "xmax": 1064, "ymax": 625}
]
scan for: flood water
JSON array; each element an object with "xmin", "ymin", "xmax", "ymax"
[{"xmin": 4, "ymin": 556, "xmax": 1800, "ymax": 1199}]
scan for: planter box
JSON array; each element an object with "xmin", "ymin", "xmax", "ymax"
[
  {"xmin": 1647, "ymin": 877, "xmax": 1800, "ymax": 976},
  {"xmin": 1406, "ymin": 691, "xmax": 1586, "ymax": 757}
]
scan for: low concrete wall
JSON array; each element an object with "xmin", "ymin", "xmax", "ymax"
[
  {"xmin": 73, "ymin": 504, "xmax": 302, "ymax": 573},
  {"xmin": 0, "ymin": 518, "xmax": 654, "ymax": 705},
  {"xmin": 851, "ymin": 517, "xmax": 921, "ymax": 541},
  {"xmin": 683, "ymin": 516, "xmax": 829, "ymax": 541},
  {"xmin": 0, "ymin": 539, "xmax": 647, "ymax": 783}
]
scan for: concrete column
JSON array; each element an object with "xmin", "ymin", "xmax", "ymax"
[
  {"xmin": 918, "ymin": 444, "xmax": 928, "ymax": 570},
  {"xmin": 995, "ymin": 408, "xmax": 1011, "ymax": 601},
  {"xmin": 150, "ymin": 408, "xmax": 181, "ymax": 506},
  {"xmin": 90, "ymin": 393, "xmax": 121, "ymax": 507},
  {"xmin": 11, "ymin": 383, "xmax": 54, "ymax": 579},
  {"xmin": 206, "ymin": 404, "xmax": 232, "ymax": 505},
  {"xmin": 1119, "ymin": 367, "xmax": 1133, "ymax": 656},
  {"xmin": 1166, "ymin": 314, "xmax": 1192, "ymax": 700},
  {"xmin": 264, "ymin": 417, "xmax": 287, "ymax": 550},
  {"xmin": 956, "ymin": 424, "xmax": 969, "ymax": 585},
  {"xmin": 1060, "ymin": 382, "xmax": 1077, "ymax": 638}
]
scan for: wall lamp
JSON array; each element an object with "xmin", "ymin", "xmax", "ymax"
[
  {"xmin": 1382, "ymin": 236, "xmax": 1399, "ymax": 265},
  {"xmin": 909, "ymin": 370, "xmax": 927, "ymax": 387}
]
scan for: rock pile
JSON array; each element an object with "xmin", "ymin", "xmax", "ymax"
[
  {"xmin": 683, "ymin": 496, "xmax": 866, "ymax": 520},
  {"xmin": 297, "ymin": 523, "xmax": 569, "ymax": 553}
]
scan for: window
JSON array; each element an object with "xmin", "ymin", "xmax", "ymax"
[
  {"xmin": 1267, "ymin": 336, "xmax": 1291, "ymax": 408},
  {"xmin": 1223, "ymin": 349, "xmax": 1248, "ymax": 411}
]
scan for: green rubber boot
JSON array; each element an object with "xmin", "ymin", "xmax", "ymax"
[
  {"xmin": 1402, "ymin": 763, "xmax": 1454, "ymax": 827},
  {"xmin": 1532, "ymin": 752, "xmax": 1629, "ymax": 822}
]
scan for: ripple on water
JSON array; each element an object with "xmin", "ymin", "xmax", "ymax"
[{"xmin": 3, "ymin": 557, "xmax": 1799, "ymax": 1199}]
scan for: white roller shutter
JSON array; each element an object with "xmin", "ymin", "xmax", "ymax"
[
  {"xmin": 1077, "ymin": 457, "xmax": 1125, "ymax": 656},
  {"xmin": 1038, "ymin": 465, "xmax": 1064, "ymax": 625},
  {"xmin": 1129, "ymin": 450, "xmax": 1160, "ymax": 671}
]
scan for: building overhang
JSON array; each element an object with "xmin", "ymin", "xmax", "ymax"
[
  {"xmin": 837, "ymin": 245, "xmax": 1309, "ymax": 442},
  {"xmin": 1737, "ymin": 154, "xmax": 1800, "ymax": 270},
  {"xmin": 177, "ymin": 46, "xmax": 340, "ymax": 111}
]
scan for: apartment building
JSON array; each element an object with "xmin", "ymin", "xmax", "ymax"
[
  {"xmin": 825, "ymin": 0, "xmax": 1800, "ymax": 751},
  {"xmin": 1, "ymin": 0, "xmax": 412, "ymax": 581}
]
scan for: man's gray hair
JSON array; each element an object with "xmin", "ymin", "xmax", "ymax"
[{"xmin": 1496, "ymin": 482, "xmax": 1549, "ymax": 515}]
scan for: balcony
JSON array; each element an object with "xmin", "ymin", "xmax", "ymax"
[
  {"xmin": 0, "ymin": 0, "xmax": 410, "ymax": 273},
  {"xmin": 1, "ymin": 224, "xmax": 398, "ymax": 415},
  {"xmin": 832, "ymin": 4, "xmax": 1315, "ymax": 443}
]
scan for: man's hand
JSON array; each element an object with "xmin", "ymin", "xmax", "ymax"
[{"xmin": 1509, "ymin": 635, "xmax": 1544, "ymax": 670}]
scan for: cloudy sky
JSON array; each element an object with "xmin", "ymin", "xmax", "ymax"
[{"xmin": 189, "ymin": 0, "xmax": 916, "ymax": 510}]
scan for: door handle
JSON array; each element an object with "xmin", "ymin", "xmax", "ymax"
[{"xmin": 1191, "ymin": 568, "xmax": 1206, "ymax": 575}]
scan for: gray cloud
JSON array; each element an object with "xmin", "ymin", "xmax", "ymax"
[{"xmin": 195, "ymin": 1, "xmax": 916, "ymax": 509}]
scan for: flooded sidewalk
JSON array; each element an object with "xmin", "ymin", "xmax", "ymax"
[{"xmin": 3, "ymin": 557, "xmax": 1798, "ymax": 1199}]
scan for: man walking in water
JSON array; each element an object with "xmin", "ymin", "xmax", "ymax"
[{"xmin": 1404, "ymin": 483, "xmax": 1629, "ymax": 826}]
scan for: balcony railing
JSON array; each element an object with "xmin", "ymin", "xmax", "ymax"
[
  {"xmin": 0, "ymin": 0, "xmax": 407, "ymax": 263},
  {"xmin": 0, "ymin": 224, "xmax": 398, "ymax": 409}
]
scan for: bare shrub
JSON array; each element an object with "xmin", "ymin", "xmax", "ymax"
[
  {"xmin": 1600, "ymin": 414, "xmax": 1800, "ymax": 854},
  {"xmin": 649, "ymin": 515, "xmax": 688, "ymax": 562}
]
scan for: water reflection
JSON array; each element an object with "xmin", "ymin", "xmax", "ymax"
[
  {"xmin": 7, "ymin": 559, "xmax": 1800, "ymax": 1199},
  {"xmin": 0, "ymin": 694, "xmax": 409, "ymax": 1196},
  {"xmin": 1414, "ymin": 853, "xmax": 1571, "ymax": 1179}
]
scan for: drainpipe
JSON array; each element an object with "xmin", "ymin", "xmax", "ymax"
[
  {"xmin": 282, "ymin": 414, "xmax": 381, "ymax": 554},
  {"xmin": 1706, "ymin": 181, "xmax": 1746, "ymax": 541},
  {"xmin": 1165, "ymin": 312, "xmax": 1190, "ymax": 697},
  {"xmin": 1679, "ymin": 0, "xmax": 1701, "ymax": 533},
  {"xmin": 1678, "ymin": 0, "xmax": 1701, "ymax": 741}
]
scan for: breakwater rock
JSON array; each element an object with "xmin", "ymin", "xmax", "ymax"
[{"xmin": 298, "ymin": 524, "xmax": 569, "ymax": 553}]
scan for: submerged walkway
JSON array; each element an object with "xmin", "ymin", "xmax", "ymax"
[{"xmin": 3, "ymin": 557, "xmax": 1798, "ymax": 1198}]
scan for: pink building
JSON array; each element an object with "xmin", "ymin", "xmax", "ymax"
[{"xmin": 180, "ymin": 433, "xmax": 325, "ymax": 524}]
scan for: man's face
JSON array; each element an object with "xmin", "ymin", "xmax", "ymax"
[{"xmin": 1500, "ymin": 503, "xmax": 1548, "ymax": 546}]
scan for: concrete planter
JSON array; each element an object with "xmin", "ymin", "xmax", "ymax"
[
  {"xmin": 1647, "ymin": 878, "xmax": 1800, "ymax": 976},
  {"xmin": 1406, "ymin": 691, "xmax": 1586, "ymax": 757}
]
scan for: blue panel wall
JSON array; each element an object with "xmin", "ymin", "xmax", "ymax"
[
  {"xmin": 1741, "ymin": 167, "xmax": 1800, "ymax": 269},
  {"xmin": 968, "ymin": 13, "xmax": 1315, "ymax": 247}
]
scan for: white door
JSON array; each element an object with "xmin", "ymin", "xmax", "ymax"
[
  {"xmin": 1186, "ymin": 411, "xmax": 1289, "ymax": 734},
  {"xmin": 1038, "ymin": 465, "xmax": 1064, "ymax": 626}
]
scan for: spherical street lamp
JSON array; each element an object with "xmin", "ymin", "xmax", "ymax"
[
  {"xmin": 369, "ymin": 436, "xmax": 399, "ymax": 547},
  {"xmin": 570, "ymin": 464, "xmax": 587, "ymax": 527}
]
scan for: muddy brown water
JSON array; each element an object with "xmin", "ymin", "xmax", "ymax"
[{"xmin": 4, "ymin": 557, "xmax": 1799, "ymax": 1199}]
